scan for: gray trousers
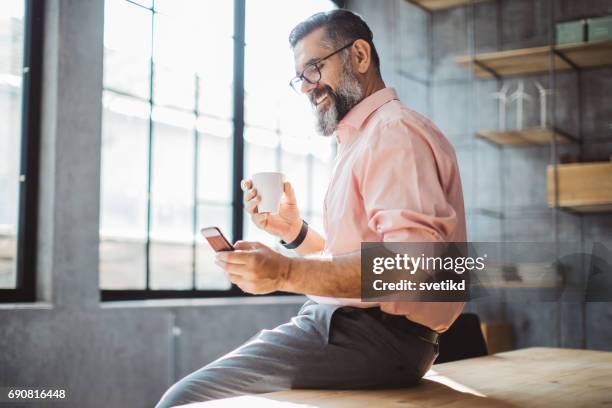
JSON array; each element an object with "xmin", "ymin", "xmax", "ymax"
[{"xmin": 155, "ymin": 301, "xmax": 438, "ymax": 407}]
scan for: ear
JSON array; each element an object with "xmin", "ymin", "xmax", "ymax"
[{"xmin": 351, "ymin": 39, "xmax": 372, "ymax": 74}]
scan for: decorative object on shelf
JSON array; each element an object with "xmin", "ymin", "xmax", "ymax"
[
  {"xmin": 547, "ymin": 162, "xmax": 612, "ymax": 213},
  {"xmin": 588, "ymin": 15, "xmax": 612, "ymax": 42},
  {"xmin": 509, "ymin": 81, "xmax": 533, "ymax": 130},
  {"xmin": 534, "ymin": 81, "xmax": 554, "ymax": 129},
  {"xmin": 556, "ymin": 19, "xmax": 587, "ymax": 45},
  {"xmin": 477, "ymin": 81, "xmax": 571, "ymax": 147},
  {"xmin": 492, "ymin": 84, "xmax": 510, "ymax": 130}
]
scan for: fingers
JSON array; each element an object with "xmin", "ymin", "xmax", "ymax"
[
  {"xmin": 234, "ymin": 241, "xmax": 263, "ymax": 251},
  {"xmin": 240, "ymin": 179, "xmax": 252, "ymax": 192},
  {"xmin": 215, "ymin": 249, "xmax": 250, "ymax": 264},
  {"xmin": 243, "ymin": 188, "xmax": 257, "ymax": 203},
  {"xmin": 243, "ymin": 187, "xmax": 260, "ymax": 214},
  {"xmin": 215, "ymin": 258, "xmax": 249, "ymax": 274},
  {"xmin": 282, "ymin": 181, "xmax": 297, "ymax": 205},
  {"xmin": 245, "ymin": 194, "xmax": 260, "ymax": 214}
]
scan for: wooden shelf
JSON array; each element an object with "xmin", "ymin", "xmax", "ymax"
[
  {"xmin": 408, "ymin": 0, "xmax": 486, "ymax": 11},
  {"xmin": 547, "ymin": 162, "xmax": 612, "ymax": 213},
  {"xmin": 476, "ymin": 128, "xmax": 572, "ymax": 146},
  {"xmin": 457, "ymin": 41, "xmax": 612, "ymax": 78}
]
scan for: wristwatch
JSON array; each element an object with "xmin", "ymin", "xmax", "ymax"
[{"xmin": 280, "ymin": 220, "xmax": 308, "ymax": 249}]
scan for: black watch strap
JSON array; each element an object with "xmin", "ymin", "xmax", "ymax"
[{"xmin": 280, "ymin": 220, "xmax": 308, "ymax": 249}]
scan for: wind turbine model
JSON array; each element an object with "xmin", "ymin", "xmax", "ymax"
[
  {"xmin": 534, "ymin": 81, "xmax": 554, "ymax": 129},
  {"xmin": 509, "ymin": 81, "xmax": 533, "ymax": 130},
  {"xmin": 492, "ymin": 84, "xmax": 510, "ymax": 130}
]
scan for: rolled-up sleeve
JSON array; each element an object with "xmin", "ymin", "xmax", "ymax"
[{"xmin": 357, "ymin": 119, "xmax": 459, "ymax": 243}]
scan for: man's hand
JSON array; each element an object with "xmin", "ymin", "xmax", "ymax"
[
  {"xmin": 242, "ymin": 179, "xmax": 302, "ymax": 243},
  {"xmin": 214, "ymin": 241, "xmax": 292, "ymax": 295}
]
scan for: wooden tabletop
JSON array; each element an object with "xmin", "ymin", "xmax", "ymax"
[{"xmin": 175, "ymin": 347, "xmax": 612, "ymax": 407}]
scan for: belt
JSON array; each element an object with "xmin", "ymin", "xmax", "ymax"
[{"xmin": 365, "ymin": 308, "xmax": 440, "ymax": 345}]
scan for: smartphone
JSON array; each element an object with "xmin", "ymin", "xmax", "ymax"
[{"xmin": 201, "ymin": 226, "xmax": 235, "ymax": 252}]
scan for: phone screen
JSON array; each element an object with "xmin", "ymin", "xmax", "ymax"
[{"xmin": 201, "ymin": 227, "xmax": 235, "ymax": 252}]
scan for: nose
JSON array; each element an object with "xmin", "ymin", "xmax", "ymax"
[{"xmin": 300, "ymin": 79, "xmax": 317, "ymax": 95}]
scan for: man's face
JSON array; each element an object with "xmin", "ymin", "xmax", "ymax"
[{"xmin": 293, "ymin": 28, "xmax": 363, "ymax": 136}]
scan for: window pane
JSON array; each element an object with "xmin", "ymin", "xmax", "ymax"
[
  {"xmin": 244, "ymin": 126, "xmax": 279, "ymax": 178},
  {"xmin": 198, "ymin": 68, "xmax": 233, "ymax": 119},
  {"xmin": 104, "ymin": 0, "xmax": 152, "ymax": 98},
  {"xmin": 0, "ymin": 0, "xmax": 24, "ymax": 288},
  {"xmin": 99, "ymin": 91, "xmax": 149, "ymax": 289},
  {"xmin": 150, "ymin": 241, "xmax": 192, "ymax": 290},
  {"xmin": 197, "ymin": 118, "xmax": 233, "ymax": 203},
  {"xmin": 153, "ymin": 67, "xmax": 197, "ymax": 111},
  {"xmin": 154, "ymin": 0, "xmax": 233, "ymax": 119},
  {"xmin": 99, "ymin": 239, "xmax": 146, "ymax": 289},
  {"xmin": 149, "ymin": 109, "xmax": 195, "ymax": 289},
  {"xmin": 196, "ymin": 204, "xmax": 231, "ymax": 290}
]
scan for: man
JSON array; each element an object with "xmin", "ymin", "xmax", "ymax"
[{"xmin": 156, "ymin": 9, "xmax": 465, "ymax": 407}]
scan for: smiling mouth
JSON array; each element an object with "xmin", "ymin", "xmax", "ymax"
[{"xmin": 314, "ymin": 93, "xmax": 329, "ymax": 108}]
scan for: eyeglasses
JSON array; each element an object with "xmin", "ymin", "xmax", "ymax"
[{"xmin": 289, "ymin": 41, "xmax": 355, "ymax": 93}]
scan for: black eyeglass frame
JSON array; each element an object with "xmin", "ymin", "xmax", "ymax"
[{"xmin": 289, "ymin": 40, "xmax": 355, "ymax": 93}]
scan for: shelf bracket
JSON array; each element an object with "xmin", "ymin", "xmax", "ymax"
[
  {"xmin": 552, "ymin": 126, "xmax": 580, "ymax": 144},
  {"xmin": 552, "ymin": 48, "xmax": 580, "ymax": 72},
  {"xmin": 472, "ymin": 59, "xmax": 501, "ymax": 80}
]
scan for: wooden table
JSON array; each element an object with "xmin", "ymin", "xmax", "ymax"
[{"xmin": 175, "ymin": 347, "xmax": 612, "ymax": 407}]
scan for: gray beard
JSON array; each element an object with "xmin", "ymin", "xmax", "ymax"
[{"xmin": 314, "ymin": 66, "xmax": 364, "ymax": 137}]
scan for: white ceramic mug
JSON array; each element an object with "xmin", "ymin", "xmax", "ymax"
[{"xmin": 251, "ymin": 172, "xmax": 284, "ymax": 214}]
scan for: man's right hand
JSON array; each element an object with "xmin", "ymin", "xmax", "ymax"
[{"xmin": 242, "ymin": 179, "xmax": 303, "ymax": 243}]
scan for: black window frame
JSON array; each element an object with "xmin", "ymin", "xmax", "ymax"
[{"xmin": 0, "ymin": 0, "xmax": 44, "ymax": 303}]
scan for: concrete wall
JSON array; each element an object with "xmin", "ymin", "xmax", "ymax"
[
  {"xmin": 0, "ymin": 2, "xmax": 304, "ymax": 407},
  {"xmin": 0, "ymin": 300, "xmax": 303, "ymax": 407},
  {"xmin": 348, "ymin": 0, "xmax": 612, "ymax": 351}
]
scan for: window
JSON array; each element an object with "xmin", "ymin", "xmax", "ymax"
[
  {"xmin": 0, "ymin": 0, "xmax": 42, "ymax": 302},
  {"xmin": 101, "ymin": 0, "xmax": 336, "ymax": 300}
]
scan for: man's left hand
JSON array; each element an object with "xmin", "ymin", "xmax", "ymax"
[{"xmin": 214, "ymin": 241, "xmax": 292, "ymax": 294}]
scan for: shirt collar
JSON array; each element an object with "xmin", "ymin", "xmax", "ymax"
[{"xmin": 335, "ymin": 87, "xmax": 399, "ymax": 144}]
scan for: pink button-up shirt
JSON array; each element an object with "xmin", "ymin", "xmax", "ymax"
[{"xmin": 310, "ymin": 87, "xmax": 466, "ymax": 333}]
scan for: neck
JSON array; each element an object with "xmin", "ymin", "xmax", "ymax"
[{"xmin": 361, "ymin": 74, "xmax": 386, "ymax": 99}]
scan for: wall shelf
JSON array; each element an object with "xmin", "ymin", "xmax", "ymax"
[
  {"xmin": 457, "ymin": 41, "xmax": 612, "ymax": 78},
  {"xmin": 547, "ymin": 162, "xmax": 612, "ymax": 213},
  {"xmin": 476, "ymin": 127, "xmax": 572, "ymax": 146},
  {"xmin": 407, "ymin": 0, "xmax": 486, "ymax": 12}
]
